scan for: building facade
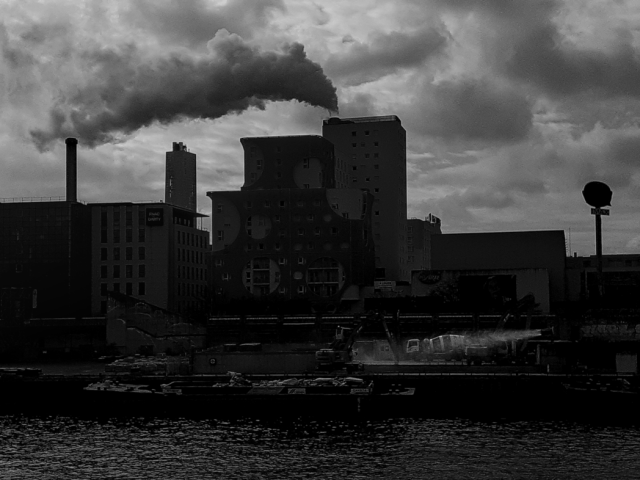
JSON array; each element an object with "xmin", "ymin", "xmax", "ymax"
[
  {"xmin": 322, "ymin": 116, "xmax": 408, "ymax": 281},
  {"xmin": 406, "ymin": 214, "xmax": 442, "ymax": 273},
  {"xmin": 0, "ymin": 200, "xmax": 92, "ymax": 319},
  {"xmin": 208, "ymin": 135, "xmax": 376, "ymax": 313},
  {"xmin": 165, "ymin": 141, "xmax": 197, "ymax": 212},
  {"xmin": 90, "ymin": 202, "xmax": 209, "ymax": 318}
]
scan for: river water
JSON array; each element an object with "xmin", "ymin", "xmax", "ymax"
[{"xmin": 1, "ymin": 415, "xmax": 639, "ymax": 479}]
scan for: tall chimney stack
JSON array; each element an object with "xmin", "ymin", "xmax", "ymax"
[{"xmin": 65, "ymin": 137, "xmax": 78, "ymax": 203}]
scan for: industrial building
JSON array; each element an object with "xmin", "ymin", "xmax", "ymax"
[{"xmin": 208, "ymin": 135, "xmax": 375, "ymax": 313}]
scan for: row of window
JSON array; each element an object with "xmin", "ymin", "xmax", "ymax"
[
  {"xmin": 100, "ymin": 228, "xmax": 145, "ymax": 244},
  {"xmin": 101, "ymin": 246, "xmax": 145, "ymax": 261},
  {"xmin": 242, "ymin": 199, "xmax": 322, "ymax": 209},
  {"xmin": 100, "ymin": 264, "xmax": 146, "ymax": 279},
  {"xmin": 351, "ymin": 142, "xmax": 380, "ymax": 148},
  {"xmin": 178, "ymin": 265, "xmax": 206, "ymax": 281},
  {"xmin": 177, "ymin": 230, "xmax": 206, "ymax": 248},
  {"xmin": 100, "ymin": 282, "xmax": 145, "ymax": 296},
  {"xmin": 100, "ymin": 209, "xmax": 145, "ymax": 228},
  {"xmin": 178, "ymin": 248, "xmax": 205, "ymax": 264}
]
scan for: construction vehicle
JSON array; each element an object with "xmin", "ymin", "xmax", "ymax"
[
  {"xmin": 315, "ymin": 311, "xmax": 401, "ymax": 371},
  {"xmin": 405, "ymin": 293, "xmax": 548, "ymax": 365}
]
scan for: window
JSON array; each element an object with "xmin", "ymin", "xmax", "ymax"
[
  {"xmin": 222, "ymin": 273, "xmax": 230, "ymax": 281},
  {"xmin": 365, "ymin": 130, "xmax": 370, "ymax": 136},
  {"xmin": 100, "ymin": 283, "xmax": 107, "ymax": 296},
  {"xmin": 125, "ymin": 228, "xmax": 132, "ymax": 242},
  {"xmin": 297, "ymin": 201, "xmax": 304, "ymax": 207},
  {"xmin": 126, "ymin": 265, "xmax": 133, "ymax": 278},
  {"xmin": 352, "ymin": 143, "xmax": 357, "ymax": 147},
  {"xmin": 138, "ymin": 265, "xmax": 146, "ymax": 278},
  {"xmin": 138, "ymin": 246, "xmax": 145, "ymax": 260},
  {"xmin": 360, "ymin": 142, "xmax": 365, "ymax": 147},
  {"xmin": 113, "ymin": 265, "xmax": 120, "ymax": 278},
  {"xmin": 217, "ymin": 230, "xmax": 224, "ymax": 241},
  {"xmin": 297, "ymin": 228, "xmax": 304, "ymax": 236},
  {"xmin": 303, "ymin": 158, "xmax": 309, "ymax": 169},
  {"xmin": 138, "ymin": 228, "xmax": 145, "ymax": 242},
  {"xmin": 275, "ymin": 243, "xmax": 281, "ymax": 251},
  {"xmin": 245, "ymin": 201, "xmax": 252, "ymax": 208},
  {"xmin": 297, "ymin": 285, "xmax": 306, "ymax": 294},
  {"xmin": 374, "ymin": 188, "xmax": 380, "ymax": 193},
  {"xmin": 215, "ymin": 258, "xmax": 224, "ymax": 266},
  {"xmin": 126, "ymin": 283, "xmax": 132, "ymax": 295},
  {"xmin": 113, "ymin": 283, "xmax": 120, "ymax": 293},
  {"xmin": 126, "ymin": 247, "xmax": 133, "ymax": 260},
  {"xmin": 276, "ymin": 158, "xmax": 282, "ymax": 166},
  {"xmin": 314, "ymin": 227, "xmax": 320, "ymax": 236},
  {"xmin": 256, "ymin": 159, "xmax": 262, "ymax": 170},
  {"xmin": 342, "ymin": 213, "xmax": 349, "ymax": 219},
  {"xmin": 279, "ymin": 200, "xmax": 287, "ymax": 207},
  {"xmin": 374, "ymin": 142, "xmax": 379, "ymax": 147},
  {"xmin": 375, "ymin": 211, "xmax": 380, "ymax": 216},
  {"xmin": 331, "ymin": 227, "xmax": 338, "ymax": 235},
  {"xmin": 113, "ymin": 229, "xmax": 120, "ymax": 243},
  {"xmin": 278, "ymin": 258, "xmax": 287, "ymax": 265},
  {"xmin": 100, "ymin": 248, "xmax": 107, "ymax": 261},
  {"xmin": 264, "ymin": 200, "xmax": 270, "ymax": 207},
  {"xmin": 374, "ymin": 153, "xmax": 379, "ymax": 158},
  {"xmin": 365, "ymin": 154, "xmax": 370, "ymax": 159},
  {"xmin": 101, "ymin": 229, "xmax": 107, "ymax": 243},
  {"xmin": 274, "ymin": 215, "xmax": 281, "ymax": 222},
  {"xmin": 100, "ymin": 266, "xmax": 108, "ymax": 279},
  {"xmin": 113, "ymin": 247, "xmax": 120, "ymax": 261},
  {"xmin": 216, "ymin": 204, "xmax": 223, "ymax": 213},
  {"xmin": 307, "ymin": 242, "xmax": 314, "ymax": 250},
  {"xmin": 138, "ymin": 283, "xmax": 146, "ymax": 296},
  {"xmin": 351, "ymin": 131, "xmax": 356, "ymax": 136},
  {"xmin": 352, "ymin": 166, "xmax": 357, "ymax": 171},
  {"xmin": 307, "ymin": 214, "xmax": 314, "ymax": 221},
  {"xmin": 303, "ymin": 184, "xmax": 310, "ymax": 189}
]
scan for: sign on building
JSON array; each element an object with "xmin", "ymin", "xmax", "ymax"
[{"xmin": 146, "ymin": 208, "xmax": 164, "ymax": 226}]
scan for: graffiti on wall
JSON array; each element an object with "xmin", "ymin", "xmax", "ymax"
[{"xmin": 581, "ymin": 324, "xmax": 640, "ymax": 340}]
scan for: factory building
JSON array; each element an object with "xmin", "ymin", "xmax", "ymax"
[
  {"xmin": 0, "ymin": 138, "xmax": 92, "ymax": 320},
  {"xmin": 208, "ymin": 135, "xmax": 375, "ymax": 313}
]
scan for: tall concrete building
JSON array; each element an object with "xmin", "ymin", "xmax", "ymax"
[
  {"xmin": 406, "ymin": 214, "xmax": 442, "ymax": 273},
  {"xmin": 208, "ymin": 135, "xmax": 375, "ymax": 313},
  {"xmin": 322, "ymin": 116, "xmax": 408, "ymax": 281},
  {"xmin": 165, "ymin": 142, "xmax": 197, "ymax": 212}
]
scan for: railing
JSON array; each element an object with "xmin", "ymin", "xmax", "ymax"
[{"xmin": 0, "ymin": 196, "xmax": 66, "ymax": 203}]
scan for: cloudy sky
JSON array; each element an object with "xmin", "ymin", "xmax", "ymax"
[{"xmin": 1, "ymin": 0, "xmax": 639, "ymax": 256}]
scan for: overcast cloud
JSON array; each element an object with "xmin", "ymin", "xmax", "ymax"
[{"xmin": 1, "ymin": 0, "xmax": 640, "ymax": 256}]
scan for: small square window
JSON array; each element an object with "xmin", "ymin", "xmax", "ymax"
[
  {"xmin": 365, "ymin": 130, "xmax": 370, "ymax": 136},
  {"xmin": 351, "ymin": 131, "xmax": 356, "ymax": 137},
  {"xmin": 374, "ymin": 188, "xmax": 380, "ymax": 193},
  {"xmin": 222, "ymin": 273, "xmax": 230, "ymax": 281},
  {"xmin": 374, "ymin": 142, "xmax": 379, "ymax": 147}
]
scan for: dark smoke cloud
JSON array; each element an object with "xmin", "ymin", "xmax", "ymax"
[
  {"xmin": 506, "ymin": 23, "xmax": 640, "ymax": 98},
  {"xmin": 30, "ymin": 31, "xmax": 338, "ymax": 150}
]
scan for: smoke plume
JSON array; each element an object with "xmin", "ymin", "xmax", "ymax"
[{"xmin": 30, "ymin": 30, "xmax": 338, "ymax": 150}]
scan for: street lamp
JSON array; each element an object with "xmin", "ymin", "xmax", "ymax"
[{"xmin": 582, "ymin": 181, "xmax": 613, "ymax": 303}]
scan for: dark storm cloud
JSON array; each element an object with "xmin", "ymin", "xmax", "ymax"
[
  {"xmin": 126, "ymin": 0, "xmax": 285, "ymax": 47},
  {"xmin": 506, "ymin": 24, "xmax": 640, "ymax": 98},
  {"xmin": 414, "ymin": 79, "xmax": 533, "ymax": 142},
  {"xmin": 30, "ymin": 32, "xmax": 338, "ymax": 150},
  {"xmin": 325, "ymin": 27, "xmax": 449, "ymax": 85}
]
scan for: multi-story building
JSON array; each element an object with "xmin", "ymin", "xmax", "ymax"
[
  {"xmin": 406, "ymin": 214, "xmax": 442, "ymax": 273},
  {"xmin": 89, "ymin": 202, "xmax": 209, "ymax": 318},
  {"xmin": 322, "ymin": 116, "xmax": 408, "ymax": 281},
  {"xmin": 90, "ymin": 142, "xmax": 209, "ymax": 319},
  {"xmin": 208, "ymin": 135, "xmax": 375, "ymax": 312}
]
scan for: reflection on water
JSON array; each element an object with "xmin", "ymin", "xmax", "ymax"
[{"xmin": 1, "ymin": 415, "xmax": 639, "ymax": 479}]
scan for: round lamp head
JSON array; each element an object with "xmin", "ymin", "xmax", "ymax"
[{"xmin": 582, "ymin": 181, "xmax": 612, "ymax": 208}]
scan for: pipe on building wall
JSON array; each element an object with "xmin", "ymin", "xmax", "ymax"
[{"xmin": 65, "ymin": 137, "xmax": 78, "ymax": 203}]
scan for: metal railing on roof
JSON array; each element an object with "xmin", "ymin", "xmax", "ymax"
[{"xmin": 0, "ymin": 196, "xmax": 66, "ymax": 203}]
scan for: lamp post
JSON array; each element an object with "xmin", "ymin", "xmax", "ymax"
[{"xmin": 582, "ymin": 182, "xmax": 613, "ymax": 304}]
